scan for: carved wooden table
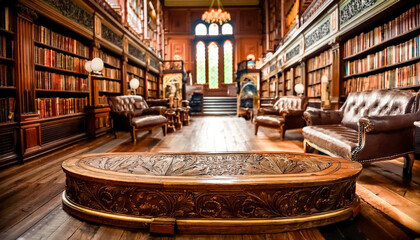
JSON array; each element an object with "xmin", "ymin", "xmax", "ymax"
[{"xmin": 62, "ymin": 152, "xmax": 362, "ymax": 234}]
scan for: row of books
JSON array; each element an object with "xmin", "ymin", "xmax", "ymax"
[
  {"xmin": 35, "ymin": 71, "xmax": 89, "ymax": 92},
  {"xmin": 147, "ymin": 73, "xmax": 158, "ymax": 82},
  {"xmin": 127, "ymin": 64, "xmax": 144, "ymax": 77},
  {"xmin": 34, "ymin": 46, "xmax": 88, "ymax": 74},
  {"xmin": 307, "ymin": 49, "xmax": 332, "ymax": 71},
  {"xmin": 0, "ymin": 36, "xmax": 13, "ymax": 58},
  {"xmin": 307, "ymin": 84, "xmax": 321, "ymax": 98},
  {"xmin": 127, "ymin": 73, "xmax": 145, "ymax": 87},
  {"xmin": 35, "ymin": 97, "xmax": 88, "ymax": 119},
  {"xmin": 343, "ymin": 4, "xmax": 420, "ymax": 58},
  {"xmin": 103, "ymin": 67, "xmax": 121, "ymax": 80},
  {"xmin": 0, "ymin": 97, "xmax": 14, "ymax": 123},
  {"xmin": 34, "ymin": 25, "xmax": 89, "ymax": 58},
  {"xmin": 0, "ymin": 64, "xmax": 14, "ymax": 87},
  {"xmin": 0, "ymin": 7, "xmax": 11, "ymax": 31},
  {"xmin": 308, "ymin": 67, "xmax": 331, "ymax": 85},
  {"xmin": 295, "ymin": 66, "xmax": 302, "ymax": 77},
  {"xmin": 97, "ymin": 95, "xmax": 109, "ymax": 106},
  {"xmin": 97, "ymin": 80, "xmax": 121, "ymax": 93},
  {"xmin": 344, "ymin": 35, "xmax": 420, "ymax": 76},
  {"xmin": 99, "ymin": 50, "xmax": 121, "ymax": 69},
  {"xmin": 343, "ymin": 61, "xmax": 420, "ymax": 94}
]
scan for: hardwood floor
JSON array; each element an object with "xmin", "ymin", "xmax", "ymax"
[{"xmin": 0, "ymin": 116, "xmax": 419, "ymax": 240}]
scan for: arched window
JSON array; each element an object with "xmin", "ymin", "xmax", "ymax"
[
  {"xmin": 209, "ymin": 23, "xmax": 219, "ymax": 36},
  {"xmin": 208, "ymin": 42, "xmax": 219, "ymax": 89},
  {"xmin": 196, "ymin": 41, "xmax": 206, "ymax": 84},
  {"xmin": 223, "ymin": 40, "xmax": 233, "ymax": 84},
  {"xmin": 195, "ymin": 23, "xmax": 207, "ymax": 36},
  {"xmin": 222, "ymin": 23, "xmax": 233, "ymax": 35}
]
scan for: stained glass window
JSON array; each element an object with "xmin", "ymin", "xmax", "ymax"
[
  {"xmin": 208, "ymin": 42, "xmax": 219, "ymax": 89},
  {"xmin": 196, "ymin": 41, "xmax": 206, "ymax": 84},
  {"xmin": 195, "ymin": 23, "xmax": 207, "ymax": 36},
  {"xmin": 223, "ymin": 41, "xmax": 233, "ymax": 84},
  {"xmin": 222, "ymin": 23, "xmax": 233, "ymax": 35},
  {"xmin": 209, "ymin": 23, "xmax": 219, "ymax": 36}
]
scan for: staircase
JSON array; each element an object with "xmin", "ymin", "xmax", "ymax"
[{"xmin": 202, "ymin": 97, "xmax": 237, "ymax": 115}]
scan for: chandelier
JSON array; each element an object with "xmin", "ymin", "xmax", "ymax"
[{"xmin": 202, "ymin": 0, "xmax": 231, "ymax": 25}]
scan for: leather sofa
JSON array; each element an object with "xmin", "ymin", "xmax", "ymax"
[
  {"xmin": 108, "ymin": 95, "xmax": 168, "ymax": 142},
  {"xmin": 302, "ymin": 89, "xmax": 420, "ymax": 177},
  {"xmin": 254, "ymin": 96, "xmax": 308, "ymax": 139}
]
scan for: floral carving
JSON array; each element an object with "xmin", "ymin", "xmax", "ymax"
[
  {"xmin": 286, "ymin": 45, "xmax": 301, "ymax": 62},
  {"xmin": 84, "ymin": 153, "xmax": 332, "ymax": 176},
  {"xmin": 65, "ymin": 176, "xmax": 357, "ymax": 219},
  {"xmin": 41, "ymin": 0, "xmax": 93, "ymax": 30},
  {"xmin": 340, "ymin": 0, "xmax": 379, "ymax": 25},
  {"xmin": 305, "ymin": 19, "xmax": 330, "ymax": 48}
]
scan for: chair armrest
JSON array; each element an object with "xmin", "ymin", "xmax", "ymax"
[
  {"xmin": 258, "ymin": 107, "xmax": 279, "ymax": 116},
  {"xmin": 142, "ymin": 106, "xmax": 167, "ymax": 115},
  {"xmin": 280, "ymin": 109, "xmax": 305, "ymax": 117},
  {"xmin": 359, "ymin": 112, "xmax": 420, "ymax": 133},
  {"xmin": 303, "ymin": 110, "xmax": 343, "ymax": 126}
]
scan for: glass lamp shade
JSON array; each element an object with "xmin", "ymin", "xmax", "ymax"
[
  {"xmin": 294, "ymin": 83, "xmax": 304, "ymax": 95},
  {"xmin": 91, "ymin": 58, "xmax": 104, "ymax": 72},
  {"xmin": 129, "ymin": 78, "xmax": 140, "ymax": 90},
  {"xmin": 84, "ymin": 61, "xmax": 92, "ymax": 73}
]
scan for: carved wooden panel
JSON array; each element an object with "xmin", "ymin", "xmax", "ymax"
[
  {"xmin": 239, "ymin": 10, "xmax": 259, "ymax": 33},
  {"xmin": 168, "ymin": 11, "xmax": 189, "ymax": 33},
  {"xmin": 63, "ymin": 152, "xmax": 362, "ymax": 233}
]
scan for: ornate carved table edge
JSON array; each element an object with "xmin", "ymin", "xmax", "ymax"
[{"xmin": 61, "ymin": 151, "xmax": 362, "ymax": 234}]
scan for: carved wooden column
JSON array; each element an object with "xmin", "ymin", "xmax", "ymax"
[
  {"xmin": 145, "ymin": 55, "xmax": 150, "ymax": 99},
  {"xmin": 300, "ymin": 60, "xmax": 306, "ymax": 95},
  {"xmin": 15, "ymin": 4, "xmax": 42, "ymax": 160},
  {"xmin": 122, "ymin": 35, "xmax": 128, "ymax": 95},
  {"xmin": 330, "ymin": 40, "xmax": 341, "ymax": 110}
]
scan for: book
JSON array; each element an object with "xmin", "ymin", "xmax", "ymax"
[{"xmin": 35, "ymin": 97, "xmax": 88, "ymax": 119}]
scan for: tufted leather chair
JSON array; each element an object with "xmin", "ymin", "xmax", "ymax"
[
  {"xmin": 108, "ymin": 95, "xmax": 168, "ymax": 142},
  {"xmin": 302, "ymin": 89, "xmax": 420, "ymax": 177},
  {"xmin": 254, "ymin": 96, "xmax": 308, "ymax": 139}
]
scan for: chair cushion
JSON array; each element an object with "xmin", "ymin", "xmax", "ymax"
[
  {"xmin": 302, "ymin": 124, "xmax": 358, "ymax": 160},
  {"xmin": 132, "ymin": 115, "xmax": 167, "ymax": 128},
  {"xmin": 255, "ymin": 115, "xmax": 285, "ymax": 127}
]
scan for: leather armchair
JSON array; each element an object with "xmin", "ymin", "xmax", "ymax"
[
  {"xmin": 254, "ymin": 96, "xmax": 308, "ymax": 139},
  {"xmin": 108, "ymin": 95, "xmax": 168, "ymax": 142},
  {"xmin": 302, "ymin": 89, "xmax": 420, "ymax": 177}
]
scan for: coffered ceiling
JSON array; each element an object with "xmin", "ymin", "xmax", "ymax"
[{"xmin": 164, "ymin": 0, "xmax": 260, "ymax": 7}]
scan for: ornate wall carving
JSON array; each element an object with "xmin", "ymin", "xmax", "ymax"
[
  {"xmin": 340, "ymin": 0, "xmax": 379, "ymax": 25},
  {"xmin": 101, "ymin": 24, "xmax": 122, "ymax": 48},
  {"xmin": 128, "ymin": 44, "xmax": 146, "ymax": 62},
  {"xmin": 286, "ymin": 45, "xmax": 300, "ymax": 62},
  {"xmin": 41, "ymin": 0, "xmax": 93, "ymax": 30},
  {"xmin": 305, "ymin": 19, "xmax": 330, "ymax": 48}
]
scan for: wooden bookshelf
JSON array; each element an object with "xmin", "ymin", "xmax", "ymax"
[
  {"xmin": 127, "ymin": 62, "xmax": 145, "ymax": 96},
  {"xmin": 146, "ymin": 72, "xmax": 159, "ymax": 99},
  {"xmin": 342, "ymin": 4, "xmax": 420, "ymax": 95},
  {"xmin": 268, "ymin": 76, "xmax": 277, "ymax": 98},
  {"xmin": 306, "ymin": 49, "xmax": 332, "ymax": 107},
  {"xmin": 284, "ymin": 68, "xmax": 293, "ymax": 96}
]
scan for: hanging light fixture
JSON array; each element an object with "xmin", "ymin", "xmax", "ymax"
[{"xmin": 202, "ymin": 0, "xmax": 231, "ymax": 25}]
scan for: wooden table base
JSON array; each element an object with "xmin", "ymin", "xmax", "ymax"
[{"xmin": 62, "ymin": 152, "xmax": 362, "ymax": 234}]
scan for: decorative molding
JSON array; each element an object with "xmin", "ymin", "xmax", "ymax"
[
  {"xmin": 91, "ymin": 0, "xmax": 121, "ymax": 22},
  {"xmin": 16, "ymin": 4, "xmax": 38, "ymax": 21},
  {"xmin": 286, "ymin": 44, "xmax": 300, "ymax": 62},
  {"xmin": 340, "ymin": 0, "xmax": 379, "ymax": 26},
  {"xmin": 128, "ymin": 44, "xmax": 146, "ymax": 62},
  {"xmin": 66, "ymin": 176, "xmax": 356, "ymax": 219},
  {"xmin": 270, "ymin": 61, "xmax": 277, "ymax": 73},
  {"xmin": 150, "ymin": 58, "xmax": 160, "ymax": 70},
  {"xmin": 101, "ymin": 23, "xmax": 122, "ymax": 48},
  {"xmin": 304, "ymin": 19, "xmax": 330, "ymax": 49},
  {"xmin": 40, "ymin": 0, "xmax": 93, "ymax": 30}
]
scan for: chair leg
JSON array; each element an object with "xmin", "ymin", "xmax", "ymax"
[
  {"xmin": 254, "ymin": 124, "xmax": 259, "ymax": 135},
  {"xmin": 403, "ymin": 153, "xmax": 415, "ymax": 178},
  {"xmin": 162, "ymin": 124, "xmax": 167, "ymax": 136},
  {"xmin": 149, "ymin": 130, "xmax": 152, "ymax": 134},
  {"xmin": 279, "ymin": 125, "xmax": 285, "ymax": 140},
  {"xmin": 131, "ymin": 127, "xmax": 136, "ymax": 142},
  {"xmin": 303, "ymin": 140, "xmax": 314, "ymax": 153},
  {"xmin": 113, "ymin": 129, "xmax": 118, "ymax": 139}
]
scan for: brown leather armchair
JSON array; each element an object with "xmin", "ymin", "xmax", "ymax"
[
  {"xmin": 108, "ymin": 96, "xmax": 168, "ymax": 142},
  {"xmin": 302, "ymin": 89, "xmax": 420, "ymax": 177},
  {"xmin": 254, "ymin": 96, "xmax": 308, "ymax": 139}
]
